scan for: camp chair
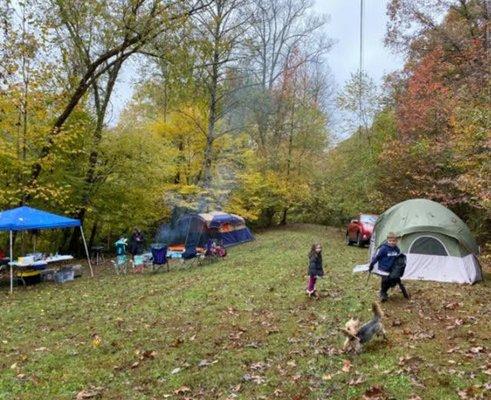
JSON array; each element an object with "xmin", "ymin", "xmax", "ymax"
[
  {"xmin": 181, "ymin": 245, "xmax": 204, "ymax": 267},
  {"xmin": 150, "ymin": 244, "xmax": 169, "ymax": 272},
  {"xmin": 112, "ymin": 238, "xmax": 129, "ymax": 275},
  {"xmin": 112, "ymin": 255, "xmax": 129, "ymax": 275},
  {"xmin": 182, "ymin": 245, "xmax": 197, "ymax": 260}
]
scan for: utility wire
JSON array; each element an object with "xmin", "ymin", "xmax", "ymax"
[
  {"xmin": 359, "ymin": 0, "xmax": 364, "ymax": 75},
  {"xmin": 358, "ymin": 0, "xmax": 364, "ymax": 135}
]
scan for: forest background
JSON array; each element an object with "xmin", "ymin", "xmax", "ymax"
[{"xmin": 0, "ymin": 0, "xmax": 488, "ymax": 253}]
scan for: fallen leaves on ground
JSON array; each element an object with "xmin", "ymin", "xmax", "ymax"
[
  {"xmin": 173, "ymin": 386, "xmax": 191, "ymax": 395},
  {"xmin": 322, "ymin": 373, "xmax": 332, "ymax": 381},
  {"xmin": 348, "ymin": 375, "xmax": 365, "ymax": 386},
  {"xmin": 468, "ymin": 346, "xmax": 484, "ymax": 354},
  {"xmin": 444, "ymin": 302, "xmax": 462, "ymax": 310},
  {"xmin": 457, "ymin": 384, "xmax": 488, "ymax": 399},
  {"xmin": 242, "ymin": 374, "xmax": 265, "ymax": 385},
  {"xmin": 341, "ymin": 359, "xmax": 351, "ymax": 373},
  {"xmin": 76, "ymin": 387, "xmax": 103, "ymax": 399},
  {"xmin": 410, "ymin": 331, "xmax": 435, "ymax": 341},
  {"xmin": 198, "ymin": 359, "xmax": 218, "ymax": 367},
  {"xmin": 135, "ymin": 349, "xmax": 157, "ymax": 360},
  {"xmin": 362, "ymin": 385, "xmax": 386, "ymax": 400},
  {"xmin": 249, "ymin": 361, "xmax": 269, "ymax": 372},
  {"xmin": 91, "ymin": 334, "xmax": 102, "ymax": 348},
  {"xmin": 170, "ymin": 338, "xmax": 184, "ymax": 348}
]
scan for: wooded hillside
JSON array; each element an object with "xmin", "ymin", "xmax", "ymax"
[{"xmin": 0, "ymin": 0, "xmax": 488, "ymax": 251}]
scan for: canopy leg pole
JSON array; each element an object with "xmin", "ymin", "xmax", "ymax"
[
  {"xmin": 9, "ymin": 230, "xmax": 13, "ymax": 294},
  {"xmin": 80, "ymin": 226, "xmax": 94, "ymax": 277}
]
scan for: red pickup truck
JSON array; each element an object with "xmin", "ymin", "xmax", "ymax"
[{"xmin": 345, "ymin": 214, "xmax": 378, "ymax": 247}]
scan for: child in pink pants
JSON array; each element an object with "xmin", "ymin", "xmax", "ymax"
[{"xmin": 306, "ymin": 243, "xmax": 324, "ymax": 297}]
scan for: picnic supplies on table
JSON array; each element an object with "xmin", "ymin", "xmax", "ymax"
[
  {"xmin": 8, "ymin": 254, "xmax": 74, "ymax": 287},
  {"xmin": 0, "ymin": 206, "xmax": 94, "ymax": 292},
  {"xmin": 18, "ymin": 256, "xmax": 35, "ymax": 265}
]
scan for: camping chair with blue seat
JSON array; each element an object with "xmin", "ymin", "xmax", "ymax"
[
  {"xmin": 150, "ymin": 244, "xmax": 169, "ymax": 272},
  {"xmin": 180, "ymin": 217, "xmax": 204, "ymax": 267},
  {"xmin": 112, "ymin": 238, "xmax": 129, "ymax": 275},
  {"xmin": 181, "ymin": 244, "xmax": 200, "ymax": 266}
]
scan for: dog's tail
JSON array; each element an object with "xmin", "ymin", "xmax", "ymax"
[{"xmin": 372, "ymin": 302, "xmax": 383, "ymax": 320}]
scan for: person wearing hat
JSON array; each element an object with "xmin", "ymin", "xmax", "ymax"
[{"xmin": 368, "ymin": 232, "xmax": 409, "ymax": 301}]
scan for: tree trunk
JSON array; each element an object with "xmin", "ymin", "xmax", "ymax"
[
  {"xmin": 263, "ymin": 207, "xmax": 276, "ymax": 227},
  {"xmin": 280, "ymin": 207, "xmax": 288, "ymax": 225},
  {"xmin": 88, "ymin": 220, "xmax": 99, "ymax": 251},
  {"xmin": 200, "ymin": 17, "xmax": 221, "ymax": 189},
  {"xmin": 68, "ymin": 61, "xmax": 123, "ymax": 255}
]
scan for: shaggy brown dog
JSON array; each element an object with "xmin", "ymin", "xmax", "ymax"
[{"xmin": 342, "ymin": 302, "xmax": 386, "ymax": 354}]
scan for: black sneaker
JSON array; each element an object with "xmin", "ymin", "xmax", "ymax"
[{"xmin": 380, "ymin": 292, "xmax": 388, "ymax": 302}]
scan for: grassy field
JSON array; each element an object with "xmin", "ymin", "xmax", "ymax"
[{"xmin": 1, "ymin": 224, "xmax": 489, "ymax": 400}]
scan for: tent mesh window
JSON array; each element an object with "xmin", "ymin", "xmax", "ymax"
[{"xmin": 409, "ymin": 236, "xmax": 448, "ymax": 256}]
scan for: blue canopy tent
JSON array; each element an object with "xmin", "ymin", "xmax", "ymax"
[{"xmin": 0, "ymin": 206, "xmax": 93, "ymax": 292}]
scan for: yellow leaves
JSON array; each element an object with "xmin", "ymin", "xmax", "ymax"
[
  {"xmin": 91, "ymin": 334, "xmax": 102, "ymax": 348},
  {"xmin": 173, "ymin": 184, "xmax": 201, "ymax": 196}
]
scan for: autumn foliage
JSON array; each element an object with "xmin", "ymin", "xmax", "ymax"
[{"xmin": 377, "ymin": 0, "xmax": 490, "ymax": 238}]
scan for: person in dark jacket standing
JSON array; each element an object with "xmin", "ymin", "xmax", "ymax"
[
  {"xmin": 129, "ymin": 228, "xmax": 145, "ymax": 256},
  {"xmin": 368, "ymin": 232, "xmax": 409, "ymax": 301},
  {"xmin": 306, "ymin": 243, "xmax": 324, "ymax": 298}
]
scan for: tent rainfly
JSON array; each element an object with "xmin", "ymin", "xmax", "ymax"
[
  {"xmin": 0, "ymin": 206, "xmax": 93, "ymax": 292},
  {"xmin": 155, "ymin": 210, "xmax": 254, "ymax": 248},
  {"xmin": 369, "ymin": 199, "xmax": 482, "ymax": 284}
]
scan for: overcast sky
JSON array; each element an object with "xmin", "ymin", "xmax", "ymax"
[
  {"xmin": 108, "ymin": 0, "xmax": 405, "ymax": 135},
  {"xmin": 316, "ymin": 0, "xmax": 404, "ymax": 91}
]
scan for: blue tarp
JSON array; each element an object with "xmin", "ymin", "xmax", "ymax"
[{"xmin": 0, "ymin": 206, "xmax": 80, "ymax": 231}]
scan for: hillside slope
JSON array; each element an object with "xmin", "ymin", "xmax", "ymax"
[{"xmin": 1, "ymin": 225, "xmax": 489, "ymax": 399}]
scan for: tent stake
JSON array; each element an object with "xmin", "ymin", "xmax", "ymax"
[{"xmin": 80, "ymin": 226, "xmax": 94, "ymax": 277}]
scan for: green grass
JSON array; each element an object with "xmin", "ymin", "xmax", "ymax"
[{"xmin": 1, "ymin": 224, "xmax": 489, "ymax": 399}]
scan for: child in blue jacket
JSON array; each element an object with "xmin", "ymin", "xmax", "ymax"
[{"xmin": 369, "ymin": 232, "xmax": 409, "ymax": 301}]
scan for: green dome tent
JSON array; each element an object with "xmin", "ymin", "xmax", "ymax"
[{"xmin": 369, "ymin": 199, "xmax": 482, "ymax": 284}]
